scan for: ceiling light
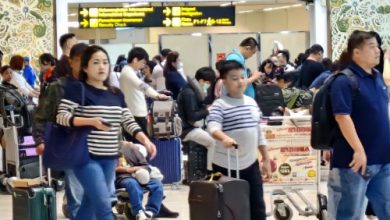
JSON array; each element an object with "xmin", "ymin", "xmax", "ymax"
[
  {"xmin": 191, "ymin": 33, "xmax": 202, "ymax": 37},
  {"xmin": 238, "ymin": 10, "xmax": 254, "ymax": 14},
  {"xmin": 220, "ymin": 2, "xmax": 232, "ymax": 7},
  {"xmin": 68, "ymin": 21, "xmax": 79, "ymax": 28},
  {"xmin": 124, "ymin": 2, "xmax": 149, "ymax": 8},
  {"xmin": 233, "ymin": 1, "xmax": 246, "ymax": 5}
]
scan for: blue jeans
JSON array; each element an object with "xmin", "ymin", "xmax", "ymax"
[
  {"xmin": 328, "ymin": 164, "xmax": 390, "ymax": 220},
  {"xmin": 73, "ymin": 158, "xmax": 116, "ymax": 220},
  {"xmin": 117, "ymin": 178, "xmax": 163, "ymax": 216},
  {"xmin": 64, "ymin": 169, "xmax": 83, "ymax": 219}
]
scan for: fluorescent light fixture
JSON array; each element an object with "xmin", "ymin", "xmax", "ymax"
[
  {"xmin": 68, "ymin": 21, "xmax": 79, "ymax": 28},
  {"xmin": 263, "ymin": 4, "xmax": 303, "ymax": 12},
  {"xmin": 68, "ymin": 13, "xmax": 77, "ymax": 17},
  {"xmin": 220, "ymin": 2, "xmax": 232, "ymax": 7},
  {"xmin": 191, "ymin": 32, "xmax": 202, "ymax": 37},
  {"xmin": 238, "ymin": 10, "xmax": 254, "ymax": 14},
  {"xmin": 280, "ymin": 31, "xmax": 290, "ymax": 34},
  {"xmin": 124, "ymin": 2, "xmax": 149, "ymax": 8},
  {"xmin": 233, "ymin": 1, "xmax": 246, "ymax": 5}
]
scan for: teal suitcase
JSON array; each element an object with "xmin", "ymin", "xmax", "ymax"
[
  {"xmin": 12, "ymin": 186, "xmax": 56, "ymax": 220},
  {"xmin": 12, "ymin": 156, "xmax": 56, "ymax": 220}
]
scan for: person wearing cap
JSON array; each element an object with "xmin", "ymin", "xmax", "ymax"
[{"xmin": 23, "ymin": 56, "xmax": 37, "ymax": 88}]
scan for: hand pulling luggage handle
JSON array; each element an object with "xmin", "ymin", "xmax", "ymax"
[{"xmin": 227, "ymin": 144, "xmax": 239, "ymax": 179}]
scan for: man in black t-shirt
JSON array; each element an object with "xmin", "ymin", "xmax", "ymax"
[{"xmin": 297, "ymin": 44, "xmax": 325, "ymax": 89}]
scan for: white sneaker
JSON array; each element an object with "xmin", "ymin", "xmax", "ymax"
[
  {"xmin": 136, "ymin": 210, "xmax": 149, "ymax": 220},
  {"xmin": 145, "ymin": 210, "xmax": 154, "ymax": 219}
]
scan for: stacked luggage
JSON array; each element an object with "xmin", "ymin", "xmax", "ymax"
[{"xmin": 147, "ymin": 100, "xmax": 182, "ymax": 184}]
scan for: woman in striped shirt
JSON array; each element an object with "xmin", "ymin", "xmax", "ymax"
[{"xmin": 56, "ymin": 45, "xmax": 156, "ymax": 220}]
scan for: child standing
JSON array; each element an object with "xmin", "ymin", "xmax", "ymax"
[{"xmin": 207, "ymin": 60, "xmax": 271, "ymax": 220}]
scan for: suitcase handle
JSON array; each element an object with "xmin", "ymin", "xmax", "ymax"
[
  {"xmin": 39, "ymin": 156, "xmax": 51, "ymax": 186},
  {"xmin": 227, "ymin": 144, "xmax": 240, "ymax": 179}
]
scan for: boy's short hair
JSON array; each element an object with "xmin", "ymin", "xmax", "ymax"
[
  {"xmin": 195, "ymin": 67, "xmax": 216, "ymax": 82},
  {"xmin": 127, "ymin": 47, "xmax": 149, "ymax": 64},
  {"xmin": 217, "ymin": 60, "xmax": 244, "ymax": 79}
]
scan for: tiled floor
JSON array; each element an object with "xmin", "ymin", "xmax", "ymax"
[{"xmin": 0, "ymin": 182, "xmax": 374, "ymax": 220}]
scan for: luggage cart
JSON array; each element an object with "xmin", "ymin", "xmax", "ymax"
[{"xmin": 261, "ymin": 115, "xmax": 327, "ymax": 220}]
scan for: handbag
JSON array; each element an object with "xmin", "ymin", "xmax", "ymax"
[{"xmin": 43, "ymin": 82, "xmax": 92, "ymax": 170}]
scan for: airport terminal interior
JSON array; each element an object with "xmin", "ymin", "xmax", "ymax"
[{"xmin": 0, "ymin": 0, "xmax": 389, "ymax": 219}]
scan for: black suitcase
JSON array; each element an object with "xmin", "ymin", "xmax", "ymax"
[
  {"xmin": 255, "ymin": 84, "xmax": 285, "ymax": 116},
  {"xmin": 12, "ymin": 157, "xmax": 57, "ymax": 220},
  {"xmin": 184, "ymin": 141, "xmax": 208, "ymax": 184},
  {"xmin": 189, "ymin": 148, "xmax": 250, "ymax": 220}
]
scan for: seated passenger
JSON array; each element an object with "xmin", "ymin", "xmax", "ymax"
[
  {"xmin": 177, "ymin": 67, "xmax": 216, "ymax": 171},
  {"xmin": 116, "ymin": 141, "xmax": 164, "ymax": 220},
  {"xmin": 274, "ymin": 72, "xmax": 313, "ymax": 109}
]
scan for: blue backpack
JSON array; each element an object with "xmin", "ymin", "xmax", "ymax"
[{"xmin": 310, "ymin": 68, "xmax": 358, "ymax": 150}]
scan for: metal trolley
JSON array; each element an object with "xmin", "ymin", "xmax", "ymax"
[{"xmin": 261, "ymin": 115, "xmax": 328, "ymax": 220}]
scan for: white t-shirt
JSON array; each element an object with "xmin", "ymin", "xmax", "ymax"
[
  {"xmin": 120, "ymin": 65, "xmax": 159, "ymax": 117},
  {"xmin": 152, "ymin": 60, "xmax": 166, "ymax": 91}
]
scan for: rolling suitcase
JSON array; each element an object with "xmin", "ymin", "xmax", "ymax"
[
  {"xmin": 189, "ymin": 147, "xmax": 250, "ymax": 220},
  {"xmin": 12, "ymin": 156, "xmax": 57, "ymax": 220},
  {"xmin": 149, "ymin": 138, "xmax": 181, "ymax": 184}
]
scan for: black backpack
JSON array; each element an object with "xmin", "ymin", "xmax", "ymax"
[
  {"xmin": 310, "ymin": 68, "xmax": 358, "ymax": 150},
  {"xmin": 255, "ymin": 84, "xmax": 285, "ymax": 116}
]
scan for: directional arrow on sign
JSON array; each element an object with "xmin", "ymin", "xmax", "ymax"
[
  {"xmin": 163, "ymin": 18, "xmax": 171, "ymax": 27},
  {"xmin": 80, "ymin": 19, "xmax": 89, "ymax": 28},
  {"xmin": 163, "ymin": 7, "xmax": 171, "ymax": 16},
  {"xmin": 80, "ymin": 8, "xmax": 89, "ymax": 17}
]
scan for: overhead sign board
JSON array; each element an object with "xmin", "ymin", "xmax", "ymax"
[{"xmin": 78, "ymin": 6, "xmax": 235, "ymax": 28}]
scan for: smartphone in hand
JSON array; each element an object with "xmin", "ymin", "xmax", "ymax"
[{"xmin": 101, "ymin": 120, "xmax": 112, "ymax": 127}]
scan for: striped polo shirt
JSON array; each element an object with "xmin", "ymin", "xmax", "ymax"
[{"xmin": 207, "ymin": 95, "xmax": 266, "ymax": 170}]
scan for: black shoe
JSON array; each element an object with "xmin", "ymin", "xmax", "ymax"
[{"xmin": 155, "ymin": 203, "xmax": 179, "ymax": 218}]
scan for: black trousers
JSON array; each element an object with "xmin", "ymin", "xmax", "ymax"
[
  {"xmin": 124, "ymin": 116, "xmax": 148, "ymax": 143},
  {"xmin": 212, "ymin": 161, "xmax": 266, "ymax": 220}
]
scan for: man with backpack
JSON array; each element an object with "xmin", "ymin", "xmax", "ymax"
[{"xmin": 325, "ymin": 30, "xmax": 390, "ymax": 219}]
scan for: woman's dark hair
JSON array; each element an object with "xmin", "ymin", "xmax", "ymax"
[
  {"xmin": 322, "ymin": 58, "xmax": 333, "ymax": 71},
  {"xmin": 70, "ymin": 43, "xmax": 88, "ymax": 59},
  {"xmin": 275, "ymin": 71, "xmax": 293, "ymax": 83},
  {"xmin": 9, "ymin": 55, "xmax": 24, "ymax": 71},
  {"xmin": 195, "ymin": 67, "xmax": 216, "ymax": 82},
  {"xmin": 217, "ymin": 60, "xmax": 244, "ymax": 79},
  {"xmin": 114, "ymin": 54, "xmax": 127, "ymax": 72},
  {"xmin": 152, "ymin": 55, "xmax": 162, "ymax": 63},
  {"xmin": 39, "ymin": 53, "xmax": 57, "ymax": 66},
  {"xmin": 146, "ymin": 60, "xmax": 157, "ymax": 72},
  {"xmin": 79, "ymin": 45, "xmax": 118, "ymax": 92},
  {"xmin": 338, "ymin": 30, "xmax": 377, "ymax": 68},
  {"xmin": 294, "ymin": 52, "xmax": 308, "ymax": 66},
  {"xmin": 163, "ymin": 51, "xmax": 179, "ymax": 77},
  {"xmin": 259, "ymin": 59, "xmax": 275, "ymax": 73},
  {"xmin": 0, "ymin": 65, "xmax": 11, "ymax": 75}
]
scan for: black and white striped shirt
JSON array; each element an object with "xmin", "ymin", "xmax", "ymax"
[{"xmin": 56, "ymin": 82, "xmax": 141, "ymax": 157}]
